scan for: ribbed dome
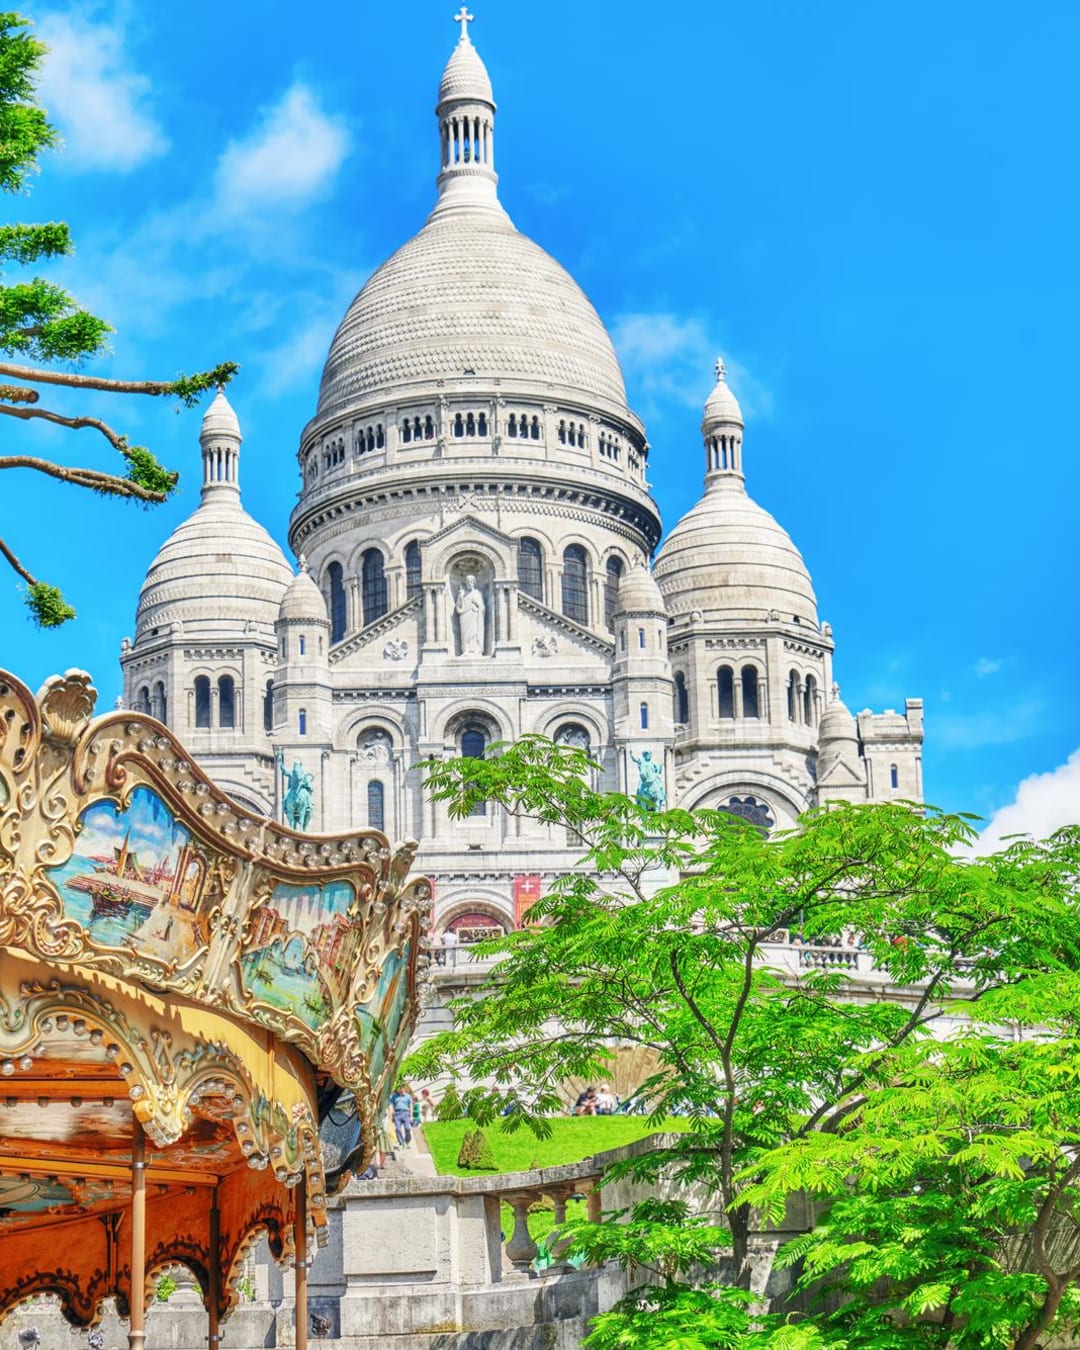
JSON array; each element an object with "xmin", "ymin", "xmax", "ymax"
[
  {"xmin": 316, "ymin": 209, "xmax": 628, "ymax": 420},
  {"xmin": 439, "ymin": 35, "xmax": 494, "ymax": 105},
  {"xmin": 655, "ymin": 480, "xmax": 818, "ymax": 626},
  {"xmin": 703, "ymin": 360, "xmax": 744, "ymax": 426},
  {"xmin": 615, "ymin": 559, "xmax": 667, "ymax": 615},
  {"xmin": 279, "ymin": 564, "xmax": 329, "ymax": 625},
  {"xmin": 135, "ymin": 499, "xmax": 292, "ymax": 641}
]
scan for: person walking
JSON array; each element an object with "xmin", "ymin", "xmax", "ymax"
[
  {"xmin": 442, "ymin": 926, "xmax": 459, "ymax": 969},
  {"xmin": 389, "ymin": 1085, "xmax": 414, "ymax": 1147}
]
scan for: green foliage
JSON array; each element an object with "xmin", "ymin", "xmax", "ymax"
[
  {"xmin": 413, "ymin": 735, "xmax": 1080, "ymax": 1349},
  {"xmin": 456, "ymin": 1127, "xmax": 497, "ymax": 1170},
  {"xmin": 25, "ymin": 579, "xmax": 73, "ymax": 626},
  {"xmin": 154, "ymin": 1271, "xmax": 177, "ymax": 1303},
  {"xmin": 121, "ymin": 443, "xmax": 179, "ymax": 497},
  {"xmin": 0, "ymin": 12, "xmax": 235, "ymax": 625}
]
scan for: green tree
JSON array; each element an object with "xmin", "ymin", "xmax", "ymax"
[
  {"xmin": 0, "ymin": 11, "xmax": 235, "ymax": 627},
  {"xmin": 409, "ymin": 735, "xmax": 1080, "ymax": 1348}
]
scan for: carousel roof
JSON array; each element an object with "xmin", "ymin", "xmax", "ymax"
[{"xmin": 0, "ymin": 667, "xmax": 430, "ymax": 1333}]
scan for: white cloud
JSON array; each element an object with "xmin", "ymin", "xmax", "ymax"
[
  {"xmin": 610, "ymin": 312, "xmax": 772, "ymax": 421},
  {"xmin": 36, "ymin": 12, "xmax": 168, "ymax": 172},
  {"xmin": 974, "ymin": 749, "xmax": 1080, "ymax": 851},
  {"xmin": 974, "ymin": 657, "xmax": 1003, "ymax": 677},
  {"xmin": 214, "ymin": 84, "xmax": 350, "ymax": 217}
]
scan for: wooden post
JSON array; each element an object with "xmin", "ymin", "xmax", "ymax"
[
  {"xmin": 295, "ymin": 1173, "xmax": 309, "ymax": 1350},
  {"xmin": 129, "ymin": 1117, "xmax": 147, "ymax": 1350},
  {"xmin": 208, "ymin": 1187, "xmax": 221, "ymax": 1349}
]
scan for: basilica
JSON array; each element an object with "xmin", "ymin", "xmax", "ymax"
[{"xmin": 120, "ymin": 18, "xmax": 923, "ymax": 940}]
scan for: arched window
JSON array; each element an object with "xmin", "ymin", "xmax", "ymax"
[
  {"xmin": 405, "ymin": 540, "xmax": 422, "ymax": 601},
  {"xmin": 152, "ymin": 681, "xmax": 167, "ymax": 725},
  {"xmin": 194, "ymin": 676, "xmax": 211, "ymax": 729},
  {"xmin": 674, "ymin": 672, "xmax": 689, "ymax": 725},
  {"xmin": 803, "ymin": 674, "xmax": 818, "ymax": 726},
  {"xmin": 367, "ymin": 780, "xmax": 385, "ymax": 831},
  {"xmin": 136, "ymin": 685, "xmax": 151, "ymax": 716},
  {"xmin": 453, "ymin": 413, "xmax": 464, "ymax": 437},
  {"xmin": 361, "ymin": 549, "xmax": 388, "ymax": 626},
  {"xmin": 424, "ymin": 415, "xmax": 434, "ymax": 440},
  {"xmin": 787, "ymin": 671, "xmax": 800, "ymax": 722},
  {"xmin": 327, "ymin": 562, "xmax": 346, "ymax": 643},
  {"xmin": 562, "ymin": 545, "xmax": 589, "ymax": 624},
  {"xmin": 263, "ymin": 679, "xmax": 274, "ymax": 733},
  {"xmin": 518, "ymin": 537, "xmax": 544, "ymax": 601},
  {"xmin": 298, "ymin": 708, "xmax": 307, "ymax": 736},
  {"xmin": 604, "ymin": 556, "xmax": 624, "ymax": 631},
  {"xmin": 218, "ymin": 675, "xmax": 236, "ymax": 729},
  {"xmin": 401, "ymin": 419, "xmax": 412, "ymax": 444},
  {"xmin": 741, "ymin": 666, "xmax": 760, "ymax": 719},
  {"xmin": 460, "ymin": 725, "xmax": 487, "ymax": 817},
  {"xmin": 530, "ymin": 415, "xmax": 540, "ymax": 440},
  {"xmin": 299, "ymin": 635, "xmax": 306, "ymax": 656},
  {"xmin": 638, "ymin": 627, "xmax": 646, "ymax": 649},
  {"xmin": 718, "ymin": 666, "xmax": 735, "ymax": 719},
  {"xmin": 640, "ymin": 702, "xmax": 649, "ymax": 730},
  {"xmin": 890, "ymin": 763, "xmax": 899, "ymax": 790}
]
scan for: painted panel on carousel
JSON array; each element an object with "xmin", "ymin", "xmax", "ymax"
[
  {"xmin": 45, "ymin": 786, "xmax": 212, "ymax": 960},
  {"xmin": 241, "ymin": 878, "xmax": 358, "ymax": 1030}
]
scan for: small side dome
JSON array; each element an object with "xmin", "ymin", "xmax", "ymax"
[
  {"xmin": 278, "ymin": 558, "xmax": 330, "ymax": 626},
  {"xmin": 655, "ymin": 489, "xmax": 818, "ymax": 627},
  {"xmin": 818, "ymin": 687, "xmax": 860, "ymax": 749},
  {"xmin": 439, "ymin": 29, "xmax": 494, "ymax": 106},
  {"xmin": 200, "ymin": 389, "xmax": 242, "ymax": 444},
  {"xmin": 614, "ymin": 558, "xmax": 667, "ymax": 616}
]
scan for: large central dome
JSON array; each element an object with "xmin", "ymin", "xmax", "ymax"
[
  {"xmin": 316, "ymin": 209, "xmax": 628, "ymax": 419},
  {"xmin": 312, "ymin": 22, "xmax": 630, "ymax": 428}
]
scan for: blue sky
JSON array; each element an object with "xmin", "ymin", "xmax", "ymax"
[{"xmin": 1, "ymin": 0, "xmax": 1076, "ymax": 837}]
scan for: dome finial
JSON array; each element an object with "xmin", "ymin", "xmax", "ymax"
[
  {"xmin": 454, "ymin": 6, "xmax": 474, "ymax": 40},
  {"xmin": 715, "ymin": 356, "xmax": 726, "ymax": 381}
]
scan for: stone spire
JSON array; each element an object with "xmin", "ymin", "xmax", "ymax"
[
  {"xmin": 199, "ymin": 388, "xmax": 242, "ymax": 499},
  {"xmin": 702, "ymin": 357, "xmax": 745, "ymax": 488},
  {"xmin": 433, "ymin": 10, "xmax": 501, "ymax": 216}
]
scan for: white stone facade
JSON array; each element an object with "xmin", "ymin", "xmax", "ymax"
[{"xmin": 120, "ymin": 22, "xmax": 922, "ymax": 938}]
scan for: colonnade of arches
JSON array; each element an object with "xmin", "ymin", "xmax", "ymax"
[{"xmin": 671, "ymin": 667, "xmax": 822, "ymax": 728}]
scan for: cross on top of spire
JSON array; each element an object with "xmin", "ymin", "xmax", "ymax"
[
  {"xmin": 715, "ymin": 356, "xmax": 727, "ymax": 381},
  {"xmin": 454, "ymin": 7, "xmax": 474, "ymax": 39}
]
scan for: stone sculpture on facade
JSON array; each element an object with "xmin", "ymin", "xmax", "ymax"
[
  {"xmin": 631, "ymin": 749, "xmax": 666, "ymax": 811},
  {"xmin": 454, "ymin": 574, "xmax": 486, "ymax": 656},
  {"xmin": 277, "ymin": 749, "xmax": 314, "ymax": 831}
]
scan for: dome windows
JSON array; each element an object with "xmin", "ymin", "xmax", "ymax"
[
  {"xmin": 598, "ymin": 433, "xmax": 621, "ymax": 462},
  {"xmin": 562, "ymin": 545, "xmax": 589, "ymax": 624},
  {"xmin": 356, "ymin": 423, "xmax": 385, "ymax": 455},
  {"xmin": 718, "ymin": 666, "xmax": 735, "ymax": 719},
  {"xmin": 787, "ymin": 671, "xmax": 821, "ymax": 725},
  {"xmin": 742, "ymin": 666, "xmax": 761, "ymax": 720},
  {"xmin": 361, "ymin": 549, "xmax": 388, "ymax": 626},
  {"xmin": 218, "ymin": 675, "xmax": 236, "ymax": 730},
  {"xmin": 405, "ymin": 540, "xmax": 423, "ymax": 601},
  {"xmin": 194, "ymin": 676, "xmax": 211, "ymax": 729},
  {"xmin": 517, "ymin": 537, "xmax": 544, "ymax": 601},
  {"xmin": 674, "ymin": 672, "xmax": 689, "ymax": 726},
  {"xmin": 400, "ymin": 414, "xmax": 436, "ymax": 445},
  {"xmin": 557, "ymin": 419, "xmax": 587, "ymax": 448},
  {"xmin": 451, "ymin": 410, "xmax": 489, "ymax": 438},
  {"xmin": 506, "ymin": 412, "xmax": 541, "ymax": 440},
  {"xmin": 324, "ymin": 438, "xmax": 346, "ymax": 471},
  {"xmin": 604, "ymin": 556, "xmax": 623, "ymax": 631},
  {"xmin": 326, "ymin": 562, "xmax": 347, "ymax": 643}
]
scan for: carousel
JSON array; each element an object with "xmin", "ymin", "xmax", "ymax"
[{"xmin": 0, "ymin": 668, "xmax": 430, "ymax": 1347}]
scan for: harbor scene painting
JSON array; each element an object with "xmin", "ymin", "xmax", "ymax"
[
  {"xmin": 240, "ymin": 878, "xmax": 358, "ymax": 1030},
  {"xmin": 45, "ymin": 786, "xmax": 211, "ymax": 956},
  {"xmin": 356, "ymin": 943, "xmax": 411, "ymax": 1090}
]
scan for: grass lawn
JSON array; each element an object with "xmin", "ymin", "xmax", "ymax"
[
  {"xmin": 422, "ymin": 1115, "xmax": 685, "ymax": 1178},
  {"xmin": 422, "ymin": 1117, "xmax": 689, "ymax": 1248}
]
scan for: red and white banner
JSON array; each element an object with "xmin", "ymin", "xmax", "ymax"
[{"xmin": 513, "ymin": 874, "xmax": 542, "ymax": 928}]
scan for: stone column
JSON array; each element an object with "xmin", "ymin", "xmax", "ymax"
[{"xmin": 504, "ymin": 1193, "xmax": 540, "ymax": 1276}]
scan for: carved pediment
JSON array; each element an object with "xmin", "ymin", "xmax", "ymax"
[{"xmin": 517, "ymin": 592, "xmax": 616, "ymax": 659}]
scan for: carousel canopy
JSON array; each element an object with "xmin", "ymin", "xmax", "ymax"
[{"xmin": 0, "ymin": 668, "xmax": 429, "ymax": 1338}]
